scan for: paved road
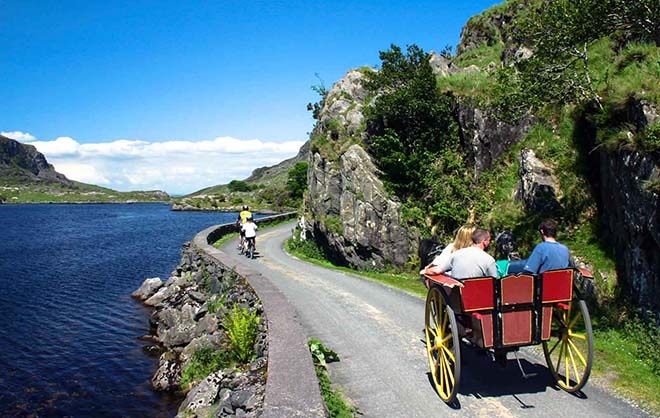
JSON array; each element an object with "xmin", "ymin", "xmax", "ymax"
[{"xmin": 224, "ymin": 222, "xmax": 652, "ymax": 418}]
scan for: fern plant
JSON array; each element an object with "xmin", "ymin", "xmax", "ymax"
[{"xmin": 225, "ymin": 304, "xmax": 261, "ymax": 363}]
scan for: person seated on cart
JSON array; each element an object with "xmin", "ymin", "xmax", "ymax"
[
  {"xmin": 428, "ymin": 228, "xmax": 498, "ymax": 279},
  {"xmin": 420, "ymin": 223, "xmax": 476, "ymax": 276},
  {"xmin": 507, "ymin": 219, "xmax": 570, "ymax": 275}
]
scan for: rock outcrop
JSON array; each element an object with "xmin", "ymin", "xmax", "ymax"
[
  {"xmin": 599, "ymin": 148, "xmax": 659, "ymax": 310},
  {"xmin": 307, "ymin": 69, "xmax": 414, "ymax": 269},
  {"xmin": 314, "ymin": 69, "xmax": 368, "ymax": 139},
  {"xmin": 515, "ymin": 148, "xmax": 562, "ymax": 214},
  {"xmin": 306, "ymin": 62, "xmax": 534, "ymax": 269},
  {"xmin": 0, "ymin": 135, "xmax": 73, "ymax": 186},
  {"xmin": 457, "ymin": 103, "xmax": 535, "ymax": 175},
  {"xmin": 309, "ymin": 144, "xmax": 410, "ymax": 269},
  {"xmin": 590, "ymin": 98, "xmax": 660, "ymax": 310}
]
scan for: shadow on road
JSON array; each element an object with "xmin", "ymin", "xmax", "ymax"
[{"xmin": 424, "ymin": 340, "xmax": 591, "ymax": 410}]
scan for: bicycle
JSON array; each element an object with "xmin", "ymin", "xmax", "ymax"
[
  {"xmin": 237, "ymin": 235, "xmax": 245, "ymax": 255},
  {"xmin": 244, "ymin": 237, "xmax": 256, "ymax": 259}
]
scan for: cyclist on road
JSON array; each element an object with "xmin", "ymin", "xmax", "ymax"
[
  {"xmin": 241, "ymin": 216, "xmax": 258, "ymax": 255},
  {"xmin": 236, "ymin": 205, "xmax": 252, "ymax": 251}
]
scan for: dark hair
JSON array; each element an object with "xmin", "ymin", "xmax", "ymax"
[
  {"xmin": 471, "ymin": 228, "xmax": 491, "ymax": 244},
  {"xmin": 539, "ymin": 219, "xmax": 558, "ymax": 238},
  {"xmin": 242, "ymin": 205, "xmax": 249, "ymax": 210}
]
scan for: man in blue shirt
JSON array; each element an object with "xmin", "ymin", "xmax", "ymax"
[{"xmin": 522, "ymin": 219, "xmax": 570, "ymax": 274}]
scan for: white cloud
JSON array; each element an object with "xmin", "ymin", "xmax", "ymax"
[
  {"xmin": 54, "ymin": 163, "xmax": 110, "ymax": 185},
  {"xmin": 1, "ymin": 131, "xmax": 36, "ymax": 142},
  {"xmin": 24, "ymin": 135, "xmax": 305, "ymax": 195},
  {"xmin": 31, "ymin": 136, "xmax": 80, "ymax": 156}
]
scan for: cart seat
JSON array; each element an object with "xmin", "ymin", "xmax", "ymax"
[
  {"xmin": 499, "ymin": 274, "xmax": 535, "ymax": 346},
  {"xmin": 540, "ymin": 268, "xmax": 574, "ymax": 340}
]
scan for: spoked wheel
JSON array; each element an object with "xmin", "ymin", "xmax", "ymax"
[
  {"xmin": 543, "ymin": 298, "xmax": 593, "ymax": 393},
  {"xmin": 425, "ymin": 286, "xmax": 461, "ymax": 403}
]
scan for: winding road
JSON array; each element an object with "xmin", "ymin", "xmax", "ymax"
[{"xmin": 224, "ymin": 222, "xmax": 651, "ymax": 418}]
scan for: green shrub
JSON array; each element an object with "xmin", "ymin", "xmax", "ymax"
[
  {"xmin": 324, "ymin": 216, "xmax": 343, "ymax": 235},
  {"xmin": 286, "ymin": 233, "xmax": 326, "ymax": 260},
  {"xmin": 227, "ymin": 180, "xmax": 253, "ymax": 192},
  {"xmin": 638, "ymin": 122, "xmax": 660, "ymax": 152},
  {"xmin": 623, "ymin": 311, "xmax": 660, "ymax": 376},
  {"xmin": 309, "ymin": 338, "xmax": 339, "ymax": 368},
  {"xmin": 287, "ymin": 161, "xmax": 309, "ymax": 200},
  {"xmin": 207, "ymin": 294, "xmax": 226, "ymax": 314},
  {"xmin": 180, "ymin": 346, "xmax": 233, "ymax": 389},
  {"xmin": 224, "ymin": 305, "xmax": 260, "ymax": 363}
]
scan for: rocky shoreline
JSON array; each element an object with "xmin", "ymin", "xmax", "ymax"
[{"xmin": 133, "ymin": 242, "xmax": 267, "ymax": 418}]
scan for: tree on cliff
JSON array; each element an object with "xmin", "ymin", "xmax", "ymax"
[
  {"xmin": 286, "ymin": 161, "xmax": 309, "ymax": 200},
  {"xmin": 499, "ymin": 0, "xmax": 660, "ymax": 114},
  {"xmin": 363, "ymin": 44, "xmax": 471, "ymax": 231}
]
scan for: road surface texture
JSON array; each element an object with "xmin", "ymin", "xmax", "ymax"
[{"xmin": 224, "ymin": 222, "xmax": 652, "ymax": 418}]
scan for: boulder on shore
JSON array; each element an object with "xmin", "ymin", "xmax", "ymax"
[{"xmin": 131, "ymin": 277, "xmax": 163, "ymax": 300}]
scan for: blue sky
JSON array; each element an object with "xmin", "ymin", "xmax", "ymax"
[{"xmin": 2, "ymin": 0, "xmax": 501, "ymax": 194}]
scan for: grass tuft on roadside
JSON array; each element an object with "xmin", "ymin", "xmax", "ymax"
[{"xmin": 308, "ymin": 339, "xmax": 358, "ymax": 418}]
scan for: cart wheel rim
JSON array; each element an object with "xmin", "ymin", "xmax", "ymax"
[
  {"xmin": 425, "ymin": 287, "xmax": 461, "ymax": 402},
  {"xmin": 543, "ymin": 299, "xmax": 593, "ymax": 392}
]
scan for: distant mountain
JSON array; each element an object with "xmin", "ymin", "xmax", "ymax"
[
  {"xmin": 0, "ymin": 135, "xmax": 169, "ymax": 203},
  {"xmin": 245, "ymin": 140, "xmax": 310, "ymax": 184},
  {"xmin": 0, "ymin": 135, "xmax": 74, "ymax": 187},
  {"xmin": 173, "ymin": 140, "xmax": 310, "ymax": 211},
  {"xmin": 191, "ymin": 140, "xmax": 310, "ymax": 197}
]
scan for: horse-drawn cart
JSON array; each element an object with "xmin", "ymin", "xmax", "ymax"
[{"xmin": 423, "ymin": 268, "xmax": 594, "ymax": 403}]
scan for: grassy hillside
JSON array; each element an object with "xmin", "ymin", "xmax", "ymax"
[
  {"xmin": 457, "ymin": 1, "xmax": 659, "ymax": 305},
  {"xmin": 0, "ymin": 181, "xmax": 170, "ymax": 204},
  {"xmin": 172, "ymin": 142, "xmax": 309, "ymax": 212}
]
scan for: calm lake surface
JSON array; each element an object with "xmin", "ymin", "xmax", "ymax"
[{"xmin": 0, "ymin": 203, "xmax": 239, "ymax": 417}]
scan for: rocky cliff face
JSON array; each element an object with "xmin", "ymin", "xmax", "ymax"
[
  {"xmin": 457, "ymin": 101, "xmax": 535, "ymax": 175},
  {"xmin": 515, "ymin": 148, "xmax": 562, "ymax": 214},
  {"xmin": 308, "ymin": 144, "xmax": 411, "ymax": 268},
  {"xmin": 599, "ymin": 149, "xmax": 659, "ymax": 310},
  {"xmin": 306, "ymin": 69, "xmax": 414, "ymax": 269},
  {"xmin": 0, "ymin": 135, "xmax": 73, "ymax": 186},
  {"xmin": 588, "ymin": 99, "xmax": 660, "ymax": 310}
]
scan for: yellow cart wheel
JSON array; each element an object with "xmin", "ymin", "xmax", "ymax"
[
  {"xmin": 543, "ymin": 298, "xmax": 593, "ymax": 393},
  {"xmin": 425, "ymin": 286, "xmax": 461, "ymax": 403}
]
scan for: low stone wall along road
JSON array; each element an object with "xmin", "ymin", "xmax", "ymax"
[{"xmin": 224, "ymin": 222, "xmax": 651, "ymax": 418}]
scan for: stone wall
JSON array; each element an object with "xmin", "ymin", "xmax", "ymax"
[
  {"xmin": 134, "ymin": 212, "xmax": 327, "ymax": 417},
  {"xmin": 134, "ymin": 243, "xmax": 267, "ymax": 418}
]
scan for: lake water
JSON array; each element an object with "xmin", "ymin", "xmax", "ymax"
[{"xmin": 0, "ymin": 203, "xmax": 239, "ymax": 417}]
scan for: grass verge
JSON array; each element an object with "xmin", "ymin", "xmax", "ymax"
[
  {"xmin": 308, "ymin": 339, "xmax": 358, "ymax": 418},
  {"xmin": 592, "ymin": 327, "xmax": 659, "ymax": 415},
  {"xmin": 284, "ymin": 236, "xmax": 427, "ymax": 298}
]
